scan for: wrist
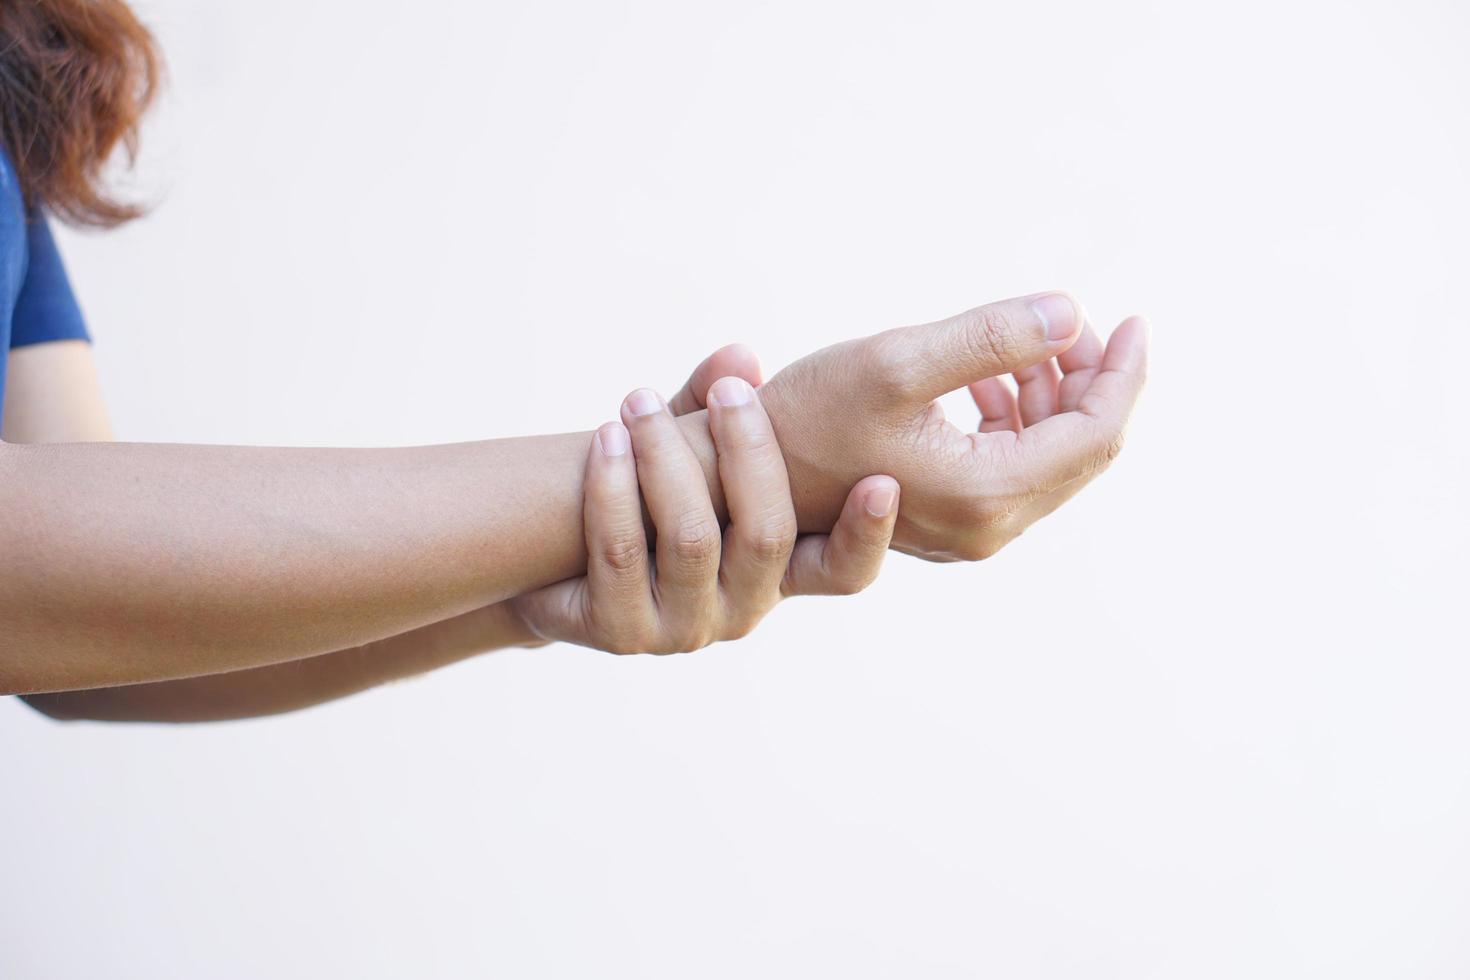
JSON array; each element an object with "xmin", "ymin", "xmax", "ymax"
[
  {"xmin": 674, "ymin": 387, "xmax": 844, "ymax": 534},
  {"xmin": 746, "ymin": 375, "xmax": 845, "ymax": 533}
]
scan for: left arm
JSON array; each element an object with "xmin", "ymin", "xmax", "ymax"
[
  {"xmin": 4, "ymin": 340, "xmax": 533, "ymax": 720},
  {"xmin": 11, "ymin": 341, "xmax": 752, "ymax": 722}
]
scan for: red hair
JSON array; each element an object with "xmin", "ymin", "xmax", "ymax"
[{"xmin": 0, "ymin": 0, "xmax": 160, "ymax": 227}]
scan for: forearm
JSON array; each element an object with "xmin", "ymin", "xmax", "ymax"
[
  {"xmin": 0, "ymin": 418, "xmax": 723, "ymax": 695},
  {"xmin": 22, "ymin": 600, "xmax": 542, "ymax": 722}
]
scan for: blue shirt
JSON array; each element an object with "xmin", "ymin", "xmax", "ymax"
[{"xmin": 0, "ymin": 148, "xmax": 92, "ymax": 430}]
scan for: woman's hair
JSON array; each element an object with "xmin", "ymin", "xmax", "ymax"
[{"xmin": 0, "ymin": 0, "xmax": 159, "ymax": 227}]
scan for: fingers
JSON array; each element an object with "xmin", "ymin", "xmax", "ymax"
[
  {"xmin": 883, "ymin": 291, "xmax": 1086, "ymax": 404},
  {"xmin": 973, "ymin": 361, "xmax": 1062, "ymax": 430},
  {"xmin": 968, "ymin": 377, "xmax": 1021, "ymax": 433},
  {"xmin": 704, "ymin": 376, "xmax": 798, "ymax": 624},
  {"xmin": 580, "ymin": 422, "xmax": 658, "ymax": 635},
  {"xmin": 1001, "ymin": 315, "xmax": 1150, "ymax": 491},
  {"xmin": 1013, "ymin": 359, "xmax": 1061, "ymax": 427},
  {"xmin": 783, "ymin": 476, "xmax": 899, "ymax": 597},
  {"xmin": 511, "ymin": 421, "xmax": 656, "ymax": 649},
  {"xmin": 1057, "ymin": 319, "xmax": 1106, "ymax": 413},
  {"xmin": 668, "ymin": 343, "xmax": 763, "ymax": 416},
  {"xmin": 1068, "ymin": 314, "xmax": 1148, "ymax": 425},
  {"xmin": 621, "ymin": 388, "xmax": 723, "ymax": 641}
]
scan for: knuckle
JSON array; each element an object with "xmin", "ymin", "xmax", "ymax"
[
  {"xmin": 959, "ymin": 534, "xmax": 1004, "ymax": 562},
  {"xmin": 965, "ymin": 542, "xmax": 1000, "ymax": 562},
  {"xmin": 664, "ymin": 627, "xmax": 714, "ymax": 655},
  {"xmin": 829, "ymin": 575, "xmax": 868, "ymax": 596},
  {"xmin": 966, "ymin": 495, "xmax": 1012, "ymax": 531},
  {"xmin": 629, "ymin": 634, "xmax": 670, "ymax": 656},
  {"xmin": 743, "ymin": 516, "xmax": 798, "ymax": 564},
  {"xmin": 723, "ymin": 616, "xmax": 760, "ymax": 641},
  {"xmin": 722, "ymin": 415, "xmax": 780, "ymax": 454},
  {"xmin": 625, "ymin": 419, "xmax": 683, "ymax": 460},
  {"xmin": 1080, "ymin": 425, "xmax": 1126, "ymax": 475},
  {"xmin": 597, "ymin": 532, "xmax": 646, "ymax": 574},
  {"xmin": 963, "ymin": 309, "xmax": 1024, "ymax": 368},
  {"xmin": 606, "ymin": 627, "xmax": 652, "ymax": 656},
  {"xmin": 668, "ymin": 519, "xmax": 722, "ymax": 568},
  {"xmin": 863, "ymin": 331, "xmax": 921, "ymax": 398}
]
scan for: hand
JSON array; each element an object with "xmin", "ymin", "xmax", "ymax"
[
  {"xmin": 510, "ymin": 368, "xmax": 901, "ymax": 654},
  {"xmin": 755, "ymin": 292, "xmax": 1149, "ymax": 562}
]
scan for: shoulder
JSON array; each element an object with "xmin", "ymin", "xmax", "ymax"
[
  {"xmin": 0, "ymin": 147, "xmax": 29, "ymax": 303},
  {"xmin": 0, "ymin": 145, "xmax": 89, "ymax": 348}
]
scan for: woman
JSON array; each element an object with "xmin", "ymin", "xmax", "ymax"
[{"xmin": 0, "ymin": 1, "xmax": 1148, "ymax": 722}]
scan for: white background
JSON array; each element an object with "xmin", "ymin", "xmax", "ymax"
[{"xmin": 4, "ymin": 1, "xmax": 1469, "ymax": 977}]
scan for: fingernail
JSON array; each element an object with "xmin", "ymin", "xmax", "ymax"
[
  {"xmin": 864, "ymin": 486, "xmax": 897, "ymax": 518},
  {"xmin": 596, "ymin": 422, "xmax": 629, "ymax": 456},
  {"xmin": 1031, "ymin": 293, "xmax": 1081, "ymax": 342},
  {"xmin": 707, "ymin": 376, "xmax": 753, "ymax": 408},
  {"xmin": 624, "ymin": 388, "xmax": 664, "ymax": 417}
]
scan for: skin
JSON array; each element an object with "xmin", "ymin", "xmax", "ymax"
[
  {"xmin": 513, "ymin": 380, "xmax": 900, "ymax": 654},
  {"xmin": 0, "ymin": 290, "xmax": 1148, "ymax": 704},
  {"xmin": 17, "ymin": 344, "xmax": 897, "ymax": 721}
]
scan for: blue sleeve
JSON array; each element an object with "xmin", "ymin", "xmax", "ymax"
[{"xmin": 9, "ymin": 213, "xmax": 90, "ymax": 349}]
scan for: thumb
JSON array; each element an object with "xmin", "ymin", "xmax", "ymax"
[
  {"xmin": 668, "ymin": 343, "xmax": 763, "ymax": 416},
  {"xmin": 887, "ymin": 291, "xmax": 1084, "ymax": 404}
]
